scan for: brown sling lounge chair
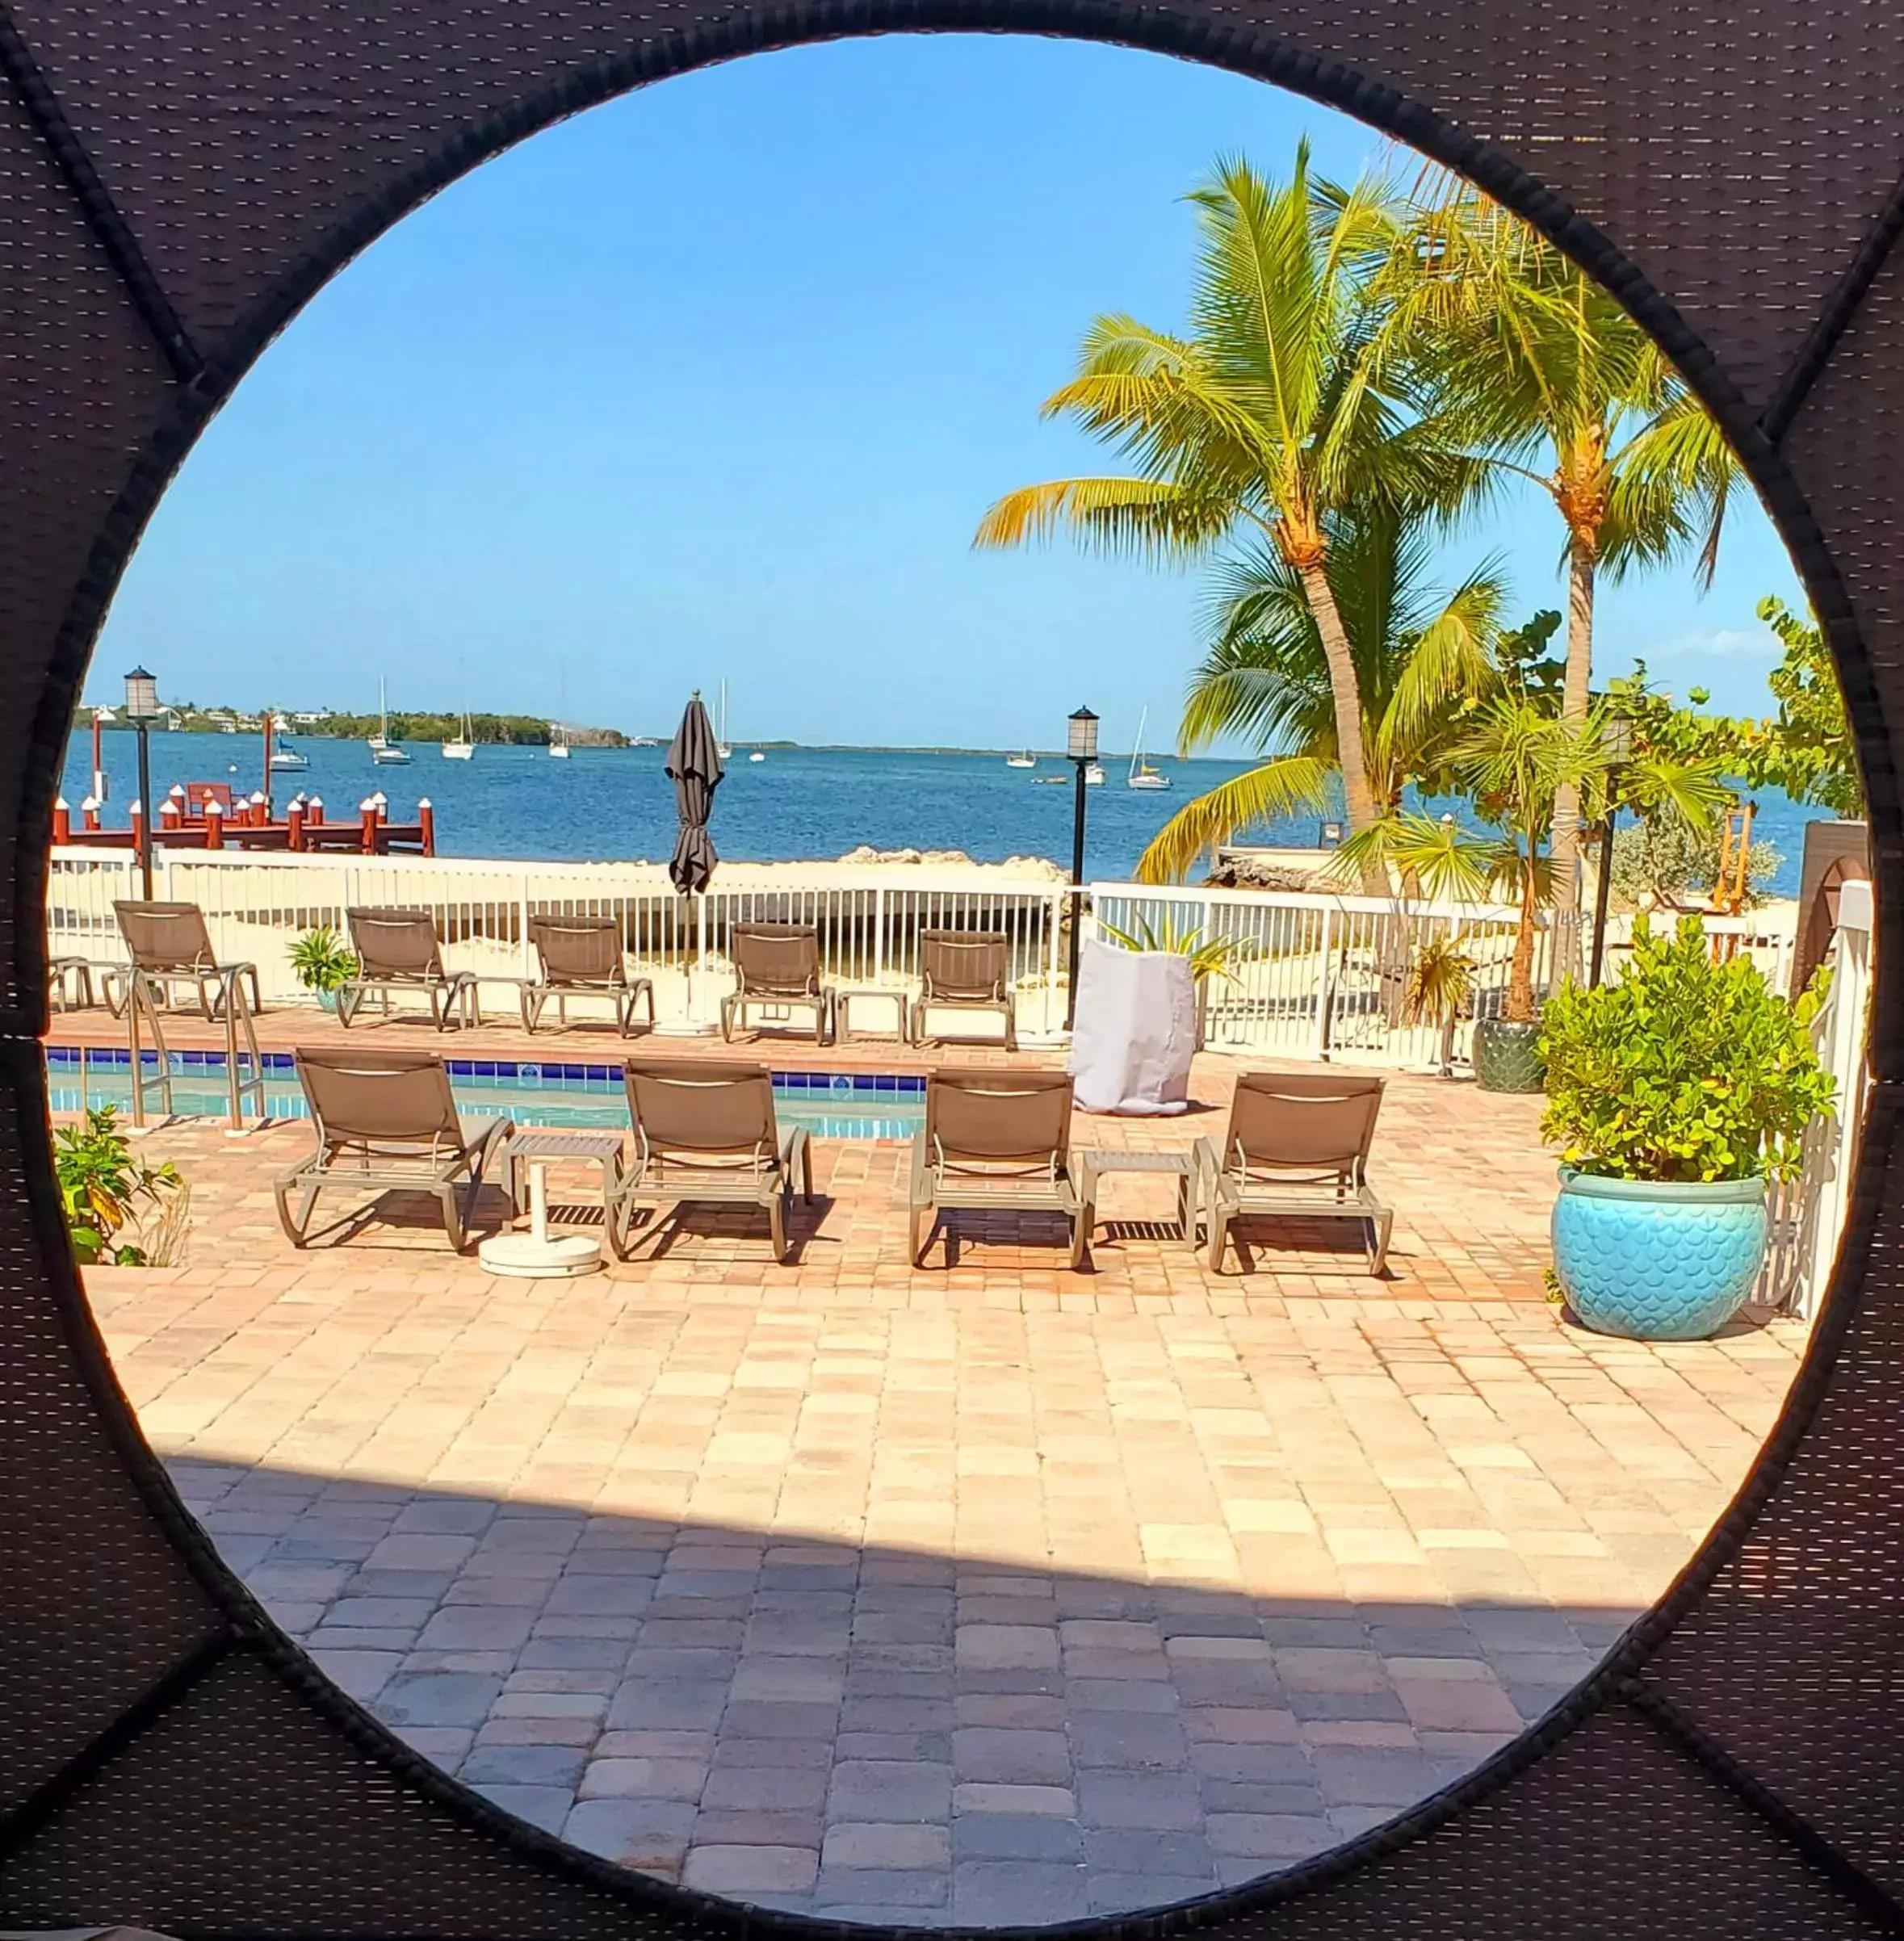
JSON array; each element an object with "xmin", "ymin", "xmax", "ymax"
[
  {"xmin": 338, "ymin": 907, "xmax": 480, "ymax": 1030},
  {"xmin": 609, "ymin": 1059, "xmax": 814, "ymax": 1263},
  {"xmin": 108, "ymin": 900, "xmax": 262, "ymax": 1020},
  {"xmin": 909, "ymin": 1068, "xmax": 1092, "ymax": 1268},
  {"xmin": 720, "ymin": 924, "xmax": 831, "ymax": 1045},
  {"xmin": 911, "ymin": 931, "xmax": 1017, "ymax": 1050},
  {"xmin": 275, "ymin": 1046, "xmax": 514, "ymax": 1251},
  {"xmin": 1193, "ymin": 1070, "xmax": 1393, "ymax": 1275},
  {"xmin": 519, "ymin": 914, "xmax": 656, "ymax": 1035}
]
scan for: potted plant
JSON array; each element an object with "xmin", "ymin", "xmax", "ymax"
[
  {"xmin": 1095, "ymin": 912, "xmax": 1259, "ymax": 1049},
  {"xmin": 290, "ymin": 925, "xmax": 359, "ymax": 1010},
  {"xmin": 1539, "ymin": 915, "xmax": 1835, "ymax": 1339},
  {"xmin": 55, "ymin": 1105, "xmax": 190, "ymax": 1266}
]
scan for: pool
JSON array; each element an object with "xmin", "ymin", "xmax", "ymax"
[{"xmin": 44, "ymin": 1047, "xmax": 926, "ymax": 1139}]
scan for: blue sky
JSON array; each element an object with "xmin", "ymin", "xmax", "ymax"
[{"xmin": 90, "ymin": 34, "xmax": 1807, "ymax": 751}]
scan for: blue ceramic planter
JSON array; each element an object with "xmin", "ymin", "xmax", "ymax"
[{"xmin": 1552, "ymin": 1168, "xmax": 1768, "ymax": 1340}]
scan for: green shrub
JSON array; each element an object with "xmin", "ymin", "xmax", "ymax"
[
  {"xmin": 1608, "ymin": 817, "xmax": 1781, "ymax": 911},
  {"xmin": 55, "ymin": 1105, "xmax": 188, "ymax": 1266},
  {"xmin": 1538, "ymin": 916, "xmax": 1835, "ymax": 1183},
  {"xmin": 289, "ymin": 925, "xmax": 359, "ymax": 993}
]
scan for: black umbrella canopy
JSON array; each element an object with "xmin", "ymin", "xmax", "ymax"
[{"xmin": 665, "ymin": 692, "xmax": 726, "ymax": 895}]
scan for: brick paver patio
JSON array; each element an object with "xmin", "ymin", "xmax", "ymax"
[{"xmin": 74, "ymin": 1026, "xmax": 1808, "ymax": 1923}]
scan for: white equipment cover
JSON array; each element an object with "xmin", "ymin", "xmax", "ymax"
[{"xmin": 1067, "ymin": 938, "xmax": 1197, "ymax": 1115}]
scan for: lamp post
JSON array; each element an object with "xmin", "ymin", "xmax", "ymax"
[
  {"xmin": 123, "ymin": 665, "xmax": 161, "ymax": 899},
  {"xmin": 1588, "ymin": 712, "xmax": 1633, "ymax": 988},
  {"xmin": 1064, "ymin": 706, "xmax": 1099, "ymax": 1029}
]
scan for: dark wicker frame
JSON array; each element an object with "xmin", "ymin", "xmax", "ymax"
[{"xmin": 3, "ymin": 3, "xmax": 1903, "ymax": 1936}]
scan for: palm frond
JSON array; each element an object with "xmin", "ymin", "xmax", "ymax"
[
  {"xmin": 1377, "ymin": 567, "xmax": 1509, "ymax": 750},
  {"xmin": 1323, "ymin": 811, "xmax": 1508, "ymax": 901},
  {"xmin": 972, "ymin": 477, "xmax": 1231, "ymax": 561},
  {"xmin": 1135, "ymin": 755, "xmax": 1336, "ymax": 883}
]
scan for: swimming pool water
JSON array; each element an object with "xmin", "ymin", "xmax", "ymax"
[{"xmin": 44, "ymin": 1048, "xmax": 926, "ymax": 1138}]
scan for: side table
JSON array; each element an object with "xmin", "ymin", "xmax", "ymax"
[
  {"xmin": 480, "ymin": 1129, "xmax": 625, "ymax": 1278},
  {"xmin": 1079, "ymin": 1147, "xmax": 1198, "ymax": 1242},
  {"xmin": 832, "ymin": 984, "xmax": 912, "ymax": 1042}
]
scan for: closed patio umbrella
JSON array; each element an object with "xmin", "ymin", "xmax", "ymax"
[{"xmin": 665, "ymin": 691, "xmax": 726, "ymax": 895}]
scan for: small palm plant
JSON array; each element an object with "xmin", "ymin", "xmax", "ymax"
[{"xmin": 1403, "ymin": 930, "xmax": 1478, "ymax": 1075}]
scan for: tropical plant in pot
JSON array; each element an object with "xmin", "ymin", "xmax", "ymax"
[
  {"xmin": 1095, "ymin": 912, "xmax": 1259, "ymax": 1050},
  {"xmin": 1539, "ymin": 916, "xmax": 1835, "ymax": 1339},
  {"xmin": 289, "ymin": 926, "xmax": 359, "ymax": 1011}
]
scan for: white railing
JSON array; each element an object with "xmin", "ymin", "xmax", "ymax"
[
  {"xmin": 51, "ymin": 848, "xmax": 1804, "ymax": 1066},
  {"xmin": 1088, "ymin": 881, "xmax": 1588, "ymax": 1069},
  {"xmin": 1757, "ymin": 881, "xmax": 1871, "ymax": 1318},
  {"xmin": 48, "ymin": 848, "xmax": 1074, "ymax": 1038}
]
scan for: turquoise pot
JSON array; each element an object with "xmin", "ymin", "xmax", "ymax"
[{"xmin": 1552, "ymin": 1168, "xmax": 1768, "ymax": 1340}]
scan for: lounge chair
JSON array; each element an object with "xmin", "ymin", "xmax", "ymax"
[
  {"xmin": 909, "ymin": 1067, "xmax": 1092, "ymax": 1268},
  {"xmin": 274, "ymin": 1045, "xmax": 514, "ymax": 1251},
  {"xmin": 107, "ymin": 900, "xmax": 262, "ymax": 1020},
  {"xmin": 1193, "ymin": 1070, "xmax": 1393, "ymax": 1275},
  {"xmin": 609, "ymin": 1059, "xmax": 813, "ymax": 1262},
  {"xmin": 720, "ymin": 923, "xmax": 831, "ymax": 1045},
  {"xmin": 910, "ymin": 931, "xmax": 1017, "ymax": 1050},
  {"xmin": 519, "ymin": 914, "xmax": 655, "ymax": 1036},
  {"xmin": 338, "ymin": 907, "xmax": 480, "ymax": 1030}
]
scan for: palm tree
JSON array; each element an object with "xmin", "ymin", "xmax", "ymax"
[
  {"xmin": 1135, "ymin": 503, "xmax": 1508, "ymax": 882},
  {"xmin": 974, "ymin": 149, "xmax": 1483, "ymax": 887},
  {"xmin": 1336, "ymin": 698, "xmax": 1730, "ymax": 1022},
  {"xmin": 1375, "ymin": 187, "xmax": 1740, "ymax": 937}
]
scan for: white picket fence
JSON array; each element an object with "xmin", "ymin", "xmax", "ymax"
[
  {"xmin": 48, "ymin": 846, "xmax": 1804, "ymax": 1065},
  {"xmin": 46, "ymin": 848, "xmax": 1076, "ymax": 1038},
  {"xmin": 1086, "ymin": 881, "xmax": 1575, "ymax": 1069}
]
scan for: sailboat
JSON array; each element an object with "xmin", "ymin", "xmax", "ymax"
[
  {"xmin": 1126, "ymin": 706, "xmax": 1169, "ymax": 790},
  {"xmin": 368, "ymin": 679, "xmax": 411, "ymax": 765},
  {"xmin": 548, "ymin": 720, "xmax": 571, "ymax": 759},
  {"xmin": 442, "ymin": 709, "xmax": 475, "ymax": 761},
  {"xmin": 1005, "ymin": 750, "xmax": 1036, "ymax": 769},
  {"xmin": 267, "ymin": 714, "xmax": 308, "ymax": 772},
  {"xmin": 716, "ymin": 680, "xmax": 732, "ymax": 761}
]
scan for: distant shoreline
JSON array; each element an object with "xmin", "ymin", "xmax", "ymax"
[{"xmin": 78, "ymin": 724, "xmax": 1146, "ymax": 761}]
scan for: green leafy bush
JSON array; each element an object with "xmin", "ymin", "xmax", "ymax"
[
  {"xmin": 1608, "ymin": 817, "xmax": 1781, "ymax": 911},
  {"xmin": 55, "ymin": 1105, "xmax": 188, "ymax": 1265},
  {"xmin": 289, "ymin": 925, "xmax": 359, "ymax": 994},
  {"xmin": 1538, "ymin": 916, "xmax": 1834, "ymax": 1183}
]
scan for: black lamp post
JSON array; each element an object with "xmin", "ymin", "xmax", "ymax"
[
  {"xmin": 1064, "ymin": 706, "xmax": 1099, "ymax": 1029},
  {"xmin": 124, "ymin": 665, "xmax": 161, "ymax": 899},
  {"xmin": 1588, "ymin": 712, "xmax": 1633, "ymax": 988}
]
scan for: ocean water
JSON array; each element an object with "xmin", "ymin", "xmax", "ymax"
[{"xmin": 62, "ymin": 727, "xmax": 1827, "ymax": 892}]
